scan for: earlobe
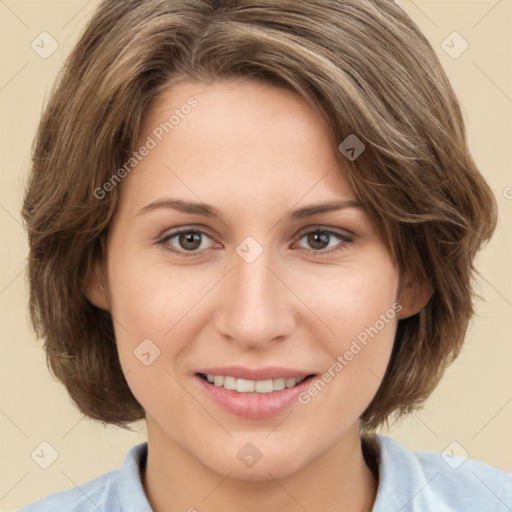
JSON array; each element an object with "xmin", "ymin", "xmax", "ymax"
[
  {"xmin": 84, "ymin": 258, "xmax": 111, "ymax": 311},
  {"xmin": 397, "ymin": 274, "xmax": 432, "ymax": 320}
]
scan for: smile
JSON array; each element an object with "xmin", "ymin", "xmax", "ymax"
[
  {"xmin": 194, "ymin": 367, "xmax": 318, "ymax": 419},
  {"xmin": 198, "ymin": 373, "xmax": 311, "ymax": 393}
]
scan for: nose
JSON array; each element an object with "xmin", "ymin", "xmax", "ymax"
[{"xmin": 214, "ymin": 244, "xmax": 296, "ymax": 350}]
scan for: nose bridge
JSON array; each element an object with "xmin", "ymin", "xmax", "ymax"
[{"xmin": 215, "ymin": 240, "xmax": 295, "ymax": 348}]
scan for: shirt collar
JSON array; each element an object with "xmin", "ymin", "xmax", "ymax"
[
  {"xmin": 118, "ymin": 442, "xmax": 153, "ymax": 512},
  {"xmin": 118, "ymin": 436, "xmax": 422, "ymax": 512}
]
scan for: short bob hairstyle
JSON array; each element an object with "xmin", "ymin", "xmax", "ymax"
[{"xmin": 22, "ymin": 0, "xmax": 497, "ymax": 432}]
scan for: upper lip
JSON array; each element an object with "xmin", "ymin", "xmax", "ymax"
[{"xmin": 195, "ymin": 366, "xmax": 316, "ymax": 381}]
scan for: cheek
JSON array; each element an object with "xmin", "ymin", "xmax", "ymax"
[
  {"xmin": 295, "ymin": 257, "xmax": 399, "ymax": 344},
  {"xmin": 106, "ymin": 256, "xmax": 198, "ymax": 414},
  {"xmin": 295, "ymin": 258, "xmax": 399, "ymax": 397},
  {"xmin": 108, "ymin": 248, "xmax": 205, "ymax": 336},
  {"xmin": 106, "ymin": 250, "xmax": 220, "ymax": 387}
]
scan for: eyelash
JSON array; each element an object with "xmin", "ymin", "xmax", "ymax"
[{"xmin": 156, "ymin": 227, "xmax": 354, "ymax": 258}]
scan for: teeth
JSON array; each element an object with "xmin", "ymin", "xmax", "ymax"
[
  {"xmin": 223, "ymin": 376, "xmax": 237, "ymax": 390},
  {"xmin": 236, "ymin": 378, "xmax": 255, "ymax": 393},
  {"xmin": 273, "ymin": 378, "xmax": 286, "ymax": 391},
  {"xmin": 205, "ymin": 374, "xmax": 307, "ymax": 393},
  {"xmin": 254, "ymin": 379, "xmax": 273, "ymax": 393},
  {"xmin": 285, "ymin": 377, "xmax": 297, "ymax": 388}
]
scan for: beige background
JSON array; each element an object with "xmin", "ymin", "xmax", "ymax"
[{"xmin": 1, "ymin": 1, "xmax": 511, "ymax": 510}]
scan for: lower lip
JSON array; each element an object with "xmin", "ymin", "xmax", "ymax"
[{"xmin": 195, "ymin": 374, "xmax": 316, "ymax": 419}]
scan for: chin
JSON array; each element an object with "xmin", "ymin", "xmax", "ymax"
[
  {"xmin": 199, "ymin": 437, "xmax": 312, "ymax": 482},
  {"xmin": 212, "ymin": 455, "xmax": 306, "ymax": 482}
]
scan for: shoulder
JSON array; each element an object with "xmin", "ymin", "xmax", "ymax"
[
  {"xmin": 372, "ymin": 435, "xmax": 512, "ymax": 512},
  {"xmin": 17, "ymin": 443, "xmax": 150, "ymax": 512}
]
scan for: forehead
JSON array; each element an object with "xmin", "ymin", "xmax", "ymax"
[{"xmin": 121, "ymin": 78, "xmax": 355, "ymax": 213}]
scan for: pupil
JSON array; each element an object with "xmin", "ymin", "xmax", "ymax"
[
  {"xmin": 308, "ymin": 231, "xmax": 329, "ymax": 250},
  {"xmin": 180, "ymin": 232, "xmax": 201, "ymax": 250}
]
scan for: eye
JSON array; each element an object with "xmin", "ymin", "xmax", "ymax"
[
  {"xmin": 294, "ymin": 228, "xmax": 353, "ymax": 255},
  {"xmin": 157, "ymin": 228, "xmax": 215, "ymax": 256}
]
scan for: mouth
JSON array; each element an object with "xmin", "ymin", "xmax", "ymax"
[
  {"xmin": 194, "ymin": 369, "xmax": 318, "ymax": 419},
  {"xmin": 196, "ymin": 372, "xmax": 316, "ymax": 394}
]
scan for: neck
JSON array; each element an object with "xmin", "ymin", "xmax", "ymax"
[{"xmin": 142, "ymin": 421, "xmax": 378, "ymax": 512}]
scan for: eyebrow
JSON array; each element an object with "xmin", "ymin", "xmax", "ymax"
[{"xmin": 136, "ymin": 198, "xmax": 362, "ymax": 220}]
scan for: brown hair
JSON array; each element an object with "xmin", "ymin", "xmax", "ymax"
[{"xmin": 22, "ymin": 0, "xmax": 497, "ymax": 431}]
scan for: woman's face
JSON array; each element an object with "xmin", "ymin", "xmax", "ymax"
[{"xmin": 95, "ymin": 77, "xmax": 409, "ymax": 480}]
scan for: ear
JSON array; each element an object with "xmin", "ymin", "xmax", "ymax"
[
  {"xmin": 84, "ymin": 257, "xmax": 111, "ymax": 312},
  {"xmin": 397, "ymin": 271, "xmax": 432, "ymax": 320}
]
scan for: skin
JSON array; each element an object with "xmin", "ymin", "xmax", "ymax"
[{"xmin": 87, "ymin": 77, "xmax": 429, "ymax": 512}]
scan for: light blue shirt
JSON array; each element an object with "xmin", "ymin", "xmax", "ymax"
[{"xmin": 19, "ymin": 435, "xmax": 512, "ymax": 511}]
